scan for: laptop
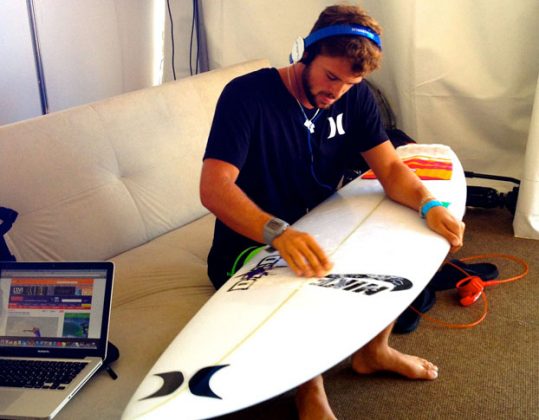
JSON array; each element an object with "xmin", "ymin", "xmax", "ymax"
[{"xmin": 0, "ymin": 261, "xmax": 114, "ymax": 420}]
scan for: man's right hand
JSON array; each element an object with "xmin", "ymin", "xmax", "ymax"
[{"xmin": 272, "ymin": 228, "xmax": 333, "ymax": 277}]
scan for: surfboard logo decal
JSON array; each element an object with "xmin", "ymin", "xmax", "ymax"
[
  {"xmin": 229, "ymin": 254, "xmax": 282, "ymax": 291},
  {"xmin": 140, "ymin": 365, "xmax": 229, "ymax": 401},
  {"xmin": 140, "ymin": 371, "xmax": 184, "ymax": 400},
  {"xmin": 310, "ymin": 274, "xmax": 412, "ymax": 295},
  {"xmin": 189, "ymin": 365, "xmax": 229, "ymax": 399}
]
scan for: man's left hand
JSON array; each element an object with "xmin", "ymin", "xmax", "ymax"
[{"xmin": 425, "ymin": 206, "xmax": 465, "ymax": 253}]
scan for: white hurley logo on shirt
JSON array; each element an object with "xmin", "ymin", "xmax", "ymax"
[{"xmin": 327, "ymin": 113, "xmax": 345, "ymax": 139}]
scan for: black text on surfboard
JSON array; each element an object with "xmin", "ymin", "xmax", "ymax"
[
  {"xmin": 310, "ymin": 274, "xmax": 413, "ymax": 295},
  {"xmin": 228, "ymin": 254, "xmax": 282, "ymax": 291}
]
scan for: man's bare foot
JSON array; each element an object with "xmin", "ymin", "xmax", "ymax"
[
  {"xmin": 352, "ymin": 345, "xmax": 439, "ymax": 380},
  {"xmin": 296, "ymin": 375, "xmax": 337, "ymax": 420}
]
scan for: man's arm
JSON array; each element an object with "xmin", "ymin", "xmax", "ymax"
[
  {"xmin": 361, "ymin": 141, "xmax": 465, "ymax": 252},
  {"xmin": 200, "ymin": 158, "xmax": 269, "ymax": 241},
  {"xmin": 200, "ymin": 158, "xmax": 333, "ymax": 276}
]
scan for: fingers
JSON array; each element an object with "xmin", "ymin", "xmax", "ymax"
[
  {"xmin": 426, "ymin": 207, "xmax": 465, "ymax": 253},
  {"xmin": 442, "ymin": 219, "xmax": 465, "ymax": 253},
  {"xmin": 272, "ymin": 228, "xmax": 333, "ymax": 277},
  {"xmin": 448, "ymin": 220, "xmax": 465, "ymax": 253}
]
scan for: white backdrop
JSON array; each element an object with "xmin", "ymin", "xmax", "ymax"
[
  {"xmin": 197, "ymin": 0, "xmax": 539, "ymax": 238},
  {"xmin": 2, "ymin": 0, "xmax": 537, "ymax": 238},
  {"xmin": 34, "ymin": 0, "xmax": 164, "ymax": 112},
  {"xmin": 0, "ymin": 0, "xmax": 164, "ymax": 125},
  {"xmin": 514, "ymin": 75, "xmax": 539, "ymax": 239},
  {"xmin": 0, "ymin": 1, "xmax": 43, "ymax": 124}
]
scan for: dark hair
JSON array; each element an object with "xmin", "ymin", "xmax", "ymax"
[{"xmin": 302, "ymin": 5, "xmax": 383, "ymax": 75}]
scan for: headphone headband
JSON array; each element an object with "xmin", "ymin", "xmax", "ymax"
[{"xmin": 289, "ymin": 24, "xmax": 382, "ymax": 64}]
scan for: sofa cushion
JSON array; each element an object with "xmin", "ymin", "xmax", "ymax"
[{"xmin": 111, "ymin": 213, "xmax": 216, "ymax": 308}]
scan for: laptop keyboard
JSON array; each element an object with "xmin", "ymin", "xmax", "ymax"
[{"xmin": 0, "ymin": 359, "xmax": 88, "ymax": 390}]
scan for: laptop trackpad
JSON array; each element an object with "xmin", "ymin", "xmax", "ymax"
[{"xmin": 0, "ymin": 390, "xmax": 24, "ymax": 409}]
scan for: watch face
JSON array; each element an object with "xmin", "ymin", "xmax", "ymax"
[
  {"xmin": 263, "ymin": 218, "xmax": 289, "ymax": 245},
  {"xmin": 267, "ymin": 219, "xmax": 283, "ymax": 231}
]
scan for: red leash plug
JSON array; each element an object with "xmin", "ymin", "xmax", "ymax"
[{"xmin": 456, "ymin": 276, "xmax": 485, "ymax": 306}]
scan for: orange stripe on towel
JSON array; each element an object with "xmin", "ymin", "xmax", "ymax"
[{"xmin": 361, "ymin": 155, "xmax": 453, "ymax": 180}]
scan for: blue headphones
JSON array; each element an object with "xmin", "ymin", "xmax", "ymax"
[{"xmin": 289, "ymin": 24, "xmax": 382, "ymax": 64}]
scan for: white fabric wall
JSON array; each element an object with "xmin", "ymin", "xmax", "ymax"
[
  {"xmin": 0, "ymin": 0, "xmax": 165, "ymax": 125},
  {"xmin": 514, "ymin": 74, "xmax": 539, "ymax": 239},
  {"xmin": 0, "ymin": 2, "xmax": 43, "ymax": 125},
  {"xmin": 200, "ymin": 0, "xmax": 539, "ymax": 238},
  {"xmin": 2, "ymin": 1, "xmax": 536, "ymax": 237},
  {"xmin": 34, "ymin": 0, "xmax": 163, "ymax": 113},
  {"xmin": 163, "ymin": 0, "xmax": 201, "ymax": 81},
  {"xmin": 364, "ymin": 0, "xmax": 538, "ymax": 184}
]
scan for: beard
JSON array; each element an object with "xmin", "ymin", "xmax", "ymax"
[{"xmin": 301, "ymin": 63, "xmax": 335, "ymax": 110}]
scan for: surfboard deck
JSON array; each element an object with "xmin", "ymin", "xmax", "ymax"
[{"xmin": 122, "ymin": 144, "xmax": 466, "ymax": 420}]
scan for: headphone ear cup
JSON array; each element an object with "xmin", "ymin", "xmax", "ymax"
[
  {"xmin": 456, "ymin": 276, "xmax": 484, "ymax": 306},
  {"xmin": 290, "ymin": 36, "xmax": 305, "ymax": 64}
]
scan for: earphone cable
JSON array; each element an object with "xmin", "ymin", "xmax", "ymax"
[{"xmin": 286, "ymin": 65, "xmax": 332, "ymax": 191}]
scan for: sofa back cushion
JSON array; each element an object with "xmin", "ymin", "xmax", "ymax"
[{"xmin": 0, "ymin": 59, "xmax": 269, "ymax": 261}]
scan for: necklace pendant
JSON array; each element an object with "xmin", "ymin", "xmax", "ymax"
[{"xmin": 304, "ymin": 119, "xmax": 315, "ymax": 133}]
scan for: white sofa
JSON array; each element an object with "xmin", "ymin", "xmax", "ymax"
[{"xmin": 0, "ymin": 59, "xmax": 270, "ymax": 419}]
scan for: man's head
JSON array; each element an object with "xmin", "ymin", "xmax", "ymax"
[
  {"xmin": 297, "ymin": 5, "xmax": 383, "ymax": 109},
  {"xmin": 301, "ymin": 54, "xmax": 363, "ymax": 109},
  {"xmin": 301, "ymin": 5, "xmax": 383, "ymax": 77}
]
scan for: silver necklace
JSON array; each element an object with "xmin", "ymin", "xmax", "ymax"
[{"xmin": 287, "ymin": 65, "xmax": 320, "ymax": 133}]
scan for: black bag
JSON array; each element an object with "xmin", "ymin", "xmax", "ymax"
[{"xmin": 0, "ymin": 207, "xmax": 18, "ymax": 262}]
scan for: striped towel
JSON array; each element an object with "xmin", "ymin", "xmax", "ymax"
[{"xmin": 361, "ymin": 154, "xmax": 453, "ymax": 180}]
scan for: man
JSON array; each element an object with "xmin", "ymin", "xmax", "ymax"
[{"xmin": 200, "ymin": 4, "xmax": 465, "ymax": 419}]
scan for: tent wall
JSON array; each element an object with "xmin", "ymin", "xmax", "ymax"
[
  {"xmin": 201, "ymin": 0, "xmax": 539, "ymax": 180},
  {"xmin": 0, "ymin": 0, "xmax": 164, "ymax": 125},
  {"xmin": 0, "ymin": 2, "xmax": 43, "ymax": 125},
  {"xmin": 162, "ymin": 0, "xmax": 209, "ymax": 81},
  {"xmin": 2, "ymin": 0, "xmax": 537, "ymax": 238},
  {"xmin": 514, "ymin": 74, "xmax": 539, "ymax": 239}
]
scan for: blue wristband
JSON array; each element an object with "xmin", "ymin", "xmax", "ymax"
[{"xmin": 420, "ymin": 200, "xmax": 450, "ymax": 218}]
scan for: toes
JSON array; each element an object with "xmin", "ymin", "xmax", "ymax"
[
  {"xmin": 420, "ymin": 359, "xmax": 439, "ymax": 380},
  {"xmin": 422, "ymin": 359, "xmax": 438, "ymax": 371},
  {"xmin": 427, "ymin": 368, "xmax": 439, "ymax": 380}
]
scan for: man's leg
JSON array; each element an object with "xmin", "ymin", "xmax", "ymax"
[
  {"xmin": 352, "ymin": 322, "xmax": 439, "ymax": 380},
  {"xmin": 296, "ymin": 375, "xmax": 337, "ymax": 420},
  {"xmin": 295, "ymin": 322, "xmax": 438, "ymax": 420}
]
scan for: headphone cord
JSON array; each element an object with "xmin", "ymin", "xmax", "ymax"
[
  {"xmin": 286, "ymin": 65, "xmax": 333, "ymax": 191},
  {"xmin": 306, "ymin": 116, "xmax": 333, "ymax": 191}
]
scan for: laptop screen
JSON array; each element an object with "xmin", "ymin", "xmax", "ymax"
[{"xmin": 0, "ymin": 262, "xmax": 113, "ymax": 359}]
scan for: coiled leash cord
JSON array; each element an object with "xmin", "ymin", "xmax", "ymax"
[{"xmin": 412, "ymin": 254, "xmax": 529, "ymax": 329}]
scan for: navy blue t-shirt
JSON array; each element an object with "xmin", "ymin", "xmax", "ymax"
[{"xmin": 203, "ymin": 68, "xmax": 387, "ymax": 288}]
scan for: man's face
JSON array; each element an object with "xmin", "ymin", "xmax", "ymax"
[{"xmin": 302, "ymin": 54, "xmax": 364, "ymax": 109}]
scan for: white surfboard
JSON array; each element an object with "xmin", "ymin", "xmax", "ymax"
[{"xmin": 122, "ymin": 144, "xmax": 466, "ymax": 420}]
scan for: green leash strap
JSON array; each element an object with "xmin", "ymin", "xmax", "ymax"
[{"xmin": 227, "ymin": 245, "xmax": 266, "ymax": 278}]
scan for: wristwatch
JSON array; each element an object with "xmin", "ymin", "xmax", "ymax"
[{"xmin": 263, "ymin": 217, "xmax": 289, "ymax": 245}]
